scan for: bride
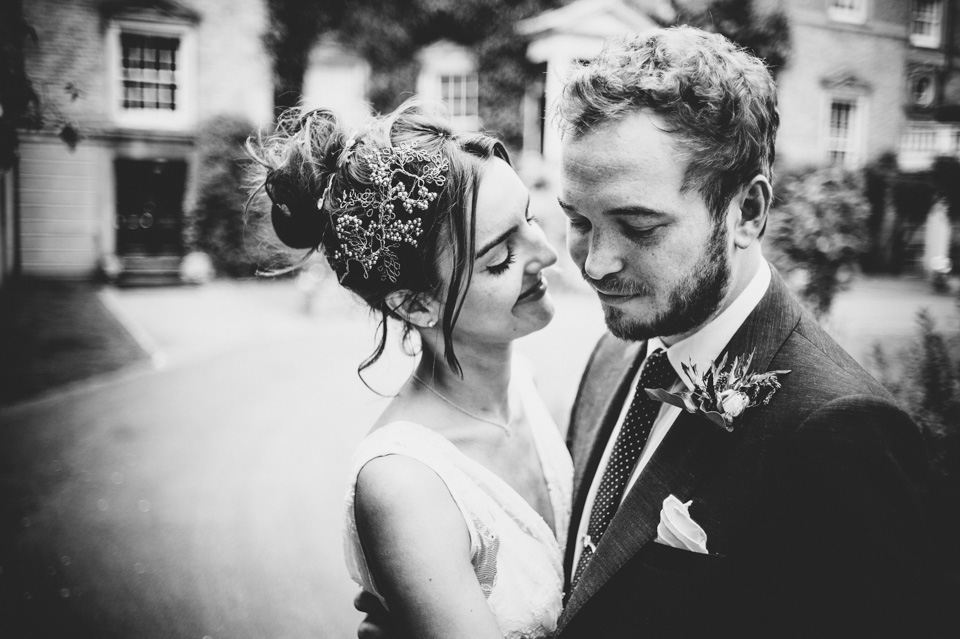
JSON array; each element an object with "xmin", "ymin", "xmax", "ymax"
[{"xmin": 249, "ymin": 102, "xmax": 572, "ymax": 638}]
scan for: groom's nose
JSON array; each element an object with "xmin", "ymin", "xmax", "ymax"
[{"xmin": 582, "ymin": 231, "xmax": 625, "ymax": 281}]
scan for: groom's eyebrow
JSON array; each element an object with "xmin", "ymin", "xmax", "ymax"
[
  {"xmin": 557, "ymin": 198, "xmax": 668, "ymax": 219},
  {"xmin": 609, "ymin": 205, "xmax": 670, "ymax": 219}
]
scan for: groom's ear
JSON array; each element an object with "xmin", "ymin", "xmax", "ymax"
[
  {"xmin": 384, "ymin": 290, "xmax": 441, "ymax": 329},
  {"xmin": 731, "ymin": 175, "xmax": 772, "ymax": 249}
]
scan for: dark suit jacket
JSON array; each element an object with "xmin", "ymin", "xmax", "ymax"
[{"xmin": 557, "ymin": 271, "xmax": 944, "ymax": 638}]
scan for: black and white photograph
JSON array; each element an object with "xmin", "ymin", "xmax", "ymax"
[{"xmin": 1, "ymin": 1, "xmax": 958, "ymax": 637}]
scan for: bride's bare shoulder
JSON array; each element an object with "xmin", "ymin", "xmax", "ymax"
[{"xmin": 354, "ymin": 455, "xmax": 471, "ymax": 558}]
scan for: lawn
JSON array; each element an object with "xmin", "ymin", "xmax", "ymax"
[{"xmin": 0, "ymin": 280, "xmax": 148, "ymax": 407}]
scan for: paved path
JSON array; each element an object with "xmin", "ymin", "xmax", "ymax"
[
  {"xmin": 0, "ymin": 273, "xmax": 953, "ymax": 638},
  {"xmin": 0, "ymin": 277, "xmax": 605, "ymax": 639}
]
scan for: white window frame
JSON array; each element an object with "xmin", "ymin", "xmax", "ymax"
[
  {"xmin": 911, "ymin": 0, "xmax": 944, "ymax": 48},
  {"xmin": 437, "ymin": 73, "xmax": 479, "ymax": 128},
  {"xmin": 823, "ymin": 94, "xmax": 867, "ymax": 168},
  {"xmin": 303, "ymin": 37, "xmax": 372, "ymax": 128},
  {"xmin": 827, "ymin": 0, "xmax": 868, "ymax": 24},
  {"xmin": 107, "ymin": 19, "xmax": 197, "ymax": 130},
  {"xmin": 417, "ymin": 41, "xmax": 480, "ymax": 132}
]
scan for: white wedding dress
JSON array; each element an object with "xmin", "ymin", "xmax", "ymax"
[{"xmin": 343, "ymin": 368, "xmax": 573, "ymax": 639}]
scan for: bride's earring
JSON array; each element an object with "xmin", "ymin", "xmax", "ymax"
[{"xmin": 426, "ymin": 319, "xmax": 437, "ymax": 328}]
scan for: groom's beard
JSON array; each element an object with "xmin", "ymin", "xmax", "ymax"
[{"xmin": 588, "ymin": 222, "xmax": 731, "ymax": 342}]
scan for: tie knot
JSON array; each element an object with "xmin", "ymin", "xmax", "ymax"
[{"xmin": 639, "ymin": 348, "xmax": 676, "ymax": 389}]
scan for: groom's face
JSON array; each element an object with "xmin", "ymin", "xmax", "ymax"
[{"xmin": 559, "ymin": 110, "xmax": 731, "ymax": 343}]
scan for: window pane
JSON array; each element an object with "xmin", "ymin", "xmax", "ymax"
[
  {"xmin": 828, "ymin": 100, "xmax": 856, "ymax": 166},
  {"xmin": 913, "ymin": 1, "xmax": 943, "ymax": 37},
  {"xmin": 436, "ymin": 72, "xmax": 479, "ymax": 129},
  {"xmin": 120, "ymin": 33, "xmax": 180, "ymax": 112}
]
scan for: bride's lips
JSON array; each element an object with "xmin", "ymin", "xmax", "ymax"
[{"xmin": 517, "ymin": 276, "xmax": 548, "ymax": 303}]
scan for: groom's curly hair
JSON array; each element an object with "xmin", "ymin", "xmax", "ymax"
[{"xmin": 557, "ymin": 26, "xmax": 779, "ymax": 224}]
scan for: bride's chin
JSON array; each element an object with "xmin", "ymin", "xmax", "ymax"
[{"xmin": 518, "ymin": 297, "xmax": 556, "ymax": 335}]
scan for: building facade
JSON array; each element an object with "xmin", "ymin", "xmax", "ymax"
[
  {"xmin": 518, "ymin": 0, "xmax": 960, "ymax": 176},
  {"xmin": 11, "ymin": 0, "xmax": 959, "ymax": 282},
  {"xmin": 14, "ymin": 0, "xmax": 273, "ymax": 279},
  {"xmin": 767, "ymin": 0, "xmax": 960, "ymax": 172},
  {"xmin": 516, "ymin": 0, "xmax": 672, "ymax": 181}
]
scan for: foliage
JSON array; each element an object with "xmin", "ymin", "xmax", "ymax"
[
  {"xmin": 765, "ymin": 167, "xmax": 871, "ymax": 316},
  {"xmin": 0, "ymin": 0, "xmax": 39, "ymax": 170},
  {"xmin": 342, "ymin": 0, "xmax": 562, "ymax": 150},
  {"xmin": 933, "ymin": 155, "xmax": 960, "ymax": 218},
  {"xmin": 871, "ymin": 310, "xmax": 960, "ymax": 600},
  {"xmin": 671, "ymin": 0, "xmax": 790, "ymax": 74},
  {"xmin": 862, "ymin": 152, "xmax": 897, "ymax": 272},
  {"xmin": 183, "ymin": 115, "xmax": 263, "ymax": 278},
  {"xmin": 263, "ymin": 0, "xmax": 344, "ymax": 115},
  {"xmin": 863, "ymin": 153, "xmax": 943, "ymax": 274},
  {"xmin": 893, "ymin": 173, "xmax": 937, "ymax": 227}
]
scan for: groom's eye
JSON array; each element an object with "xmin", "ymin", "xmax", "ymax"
[{"xmin": 624, "ymin": 224, "xmax": 660, "ymax": 240}]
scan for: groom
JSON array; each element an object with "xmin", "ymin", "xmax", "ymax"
[
  {"xmin": 357, "ymin": 26, "xmax": 942, "ymax": 637},
  {"xmin": 553, "ymin": 26, "xmax": 940, "ymax": 638}
]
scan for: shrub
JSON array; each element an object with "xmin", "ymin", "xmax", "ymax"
[
  {"xmin": 765, "ymin": 167, "xmax": 871, "ymax": 316},
  {"xmin": 933, "ymin": 155, "xmax": 960, "ymax": 218},
  {"xmin": 183, "ymin": 115, "xmax": 264, "ymax": 277},
  {"xmin": 871, "ymin": 310, "xmax": 960, "ymax": 607}
]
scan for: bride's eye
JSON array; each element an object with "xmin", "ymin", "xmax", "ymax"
[
  {"xmin": 487, "ymin": 248, "xmax": 516, "ymax": 275},
  {"xmin": 526, "ymin": 214, "xmax": 539, "ymax": 225}
]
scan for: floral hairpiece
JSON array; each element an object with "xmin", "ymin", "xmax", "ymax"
[{"xmin": 323, "ymin": 142, "xmax": 448, "ymax": 282}]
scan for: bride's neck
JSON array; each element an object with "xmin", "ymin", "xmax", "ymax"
[{"xmin": 416, "ymin": 339, "xmax": 513, "ymax": 409}]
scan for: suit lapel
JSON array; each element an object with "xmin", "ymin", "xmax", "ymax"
[
  {"xmin": 720, "ymin": 268, "xmax": 801, "ymax": 378},
  {"xmin": 561, "ymin": 409, "xmax": 731, "ymax": 623},
  {"xmin": 563, "ymin": 338, "xmax": 645, "ymax": 584},
  {"xmin": 559, "ymin": 268, "xmax": 803, "ymax": 630}
]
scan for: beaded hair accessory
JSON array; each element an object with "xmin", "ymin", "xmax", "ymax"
[{"xmin": 323, "ymin": 142, "xmax": 449, "ymax": 282}]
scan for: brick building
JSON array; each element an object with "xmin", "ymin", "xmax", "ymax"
[
  {"xmin": 6, "ymin": 0, "xmax": 960, "ymax": 283},
  {"xmin": 767, "ymin": 0, "xmax": 960, "ymax": 172},
  {"xmin": 9, "ymin": 0, "xmax": 273, "ymax": 279},
  {"xmin": 519, "ymin": 0, "xmax": 960, "ymax": 175}
]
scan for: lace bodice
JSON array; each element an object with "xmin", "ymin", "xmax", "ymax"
[{"xmin": 342, "ymin": 370, "xmax": 573, "ymax": 639}]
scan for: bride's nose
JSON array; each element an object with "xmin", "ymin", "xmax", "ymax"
[{"xmin": 525, "ymin": 228, "xmax": 559, "ymax": 274}]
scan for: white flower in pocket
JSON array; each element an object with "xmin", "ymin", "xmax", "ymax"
[{"xmin": 655, "ymin": 494, "xmax": 708, "ymax": 554}]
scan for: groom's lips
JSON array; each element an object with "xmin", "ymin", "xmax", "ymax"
[
  {"xmin": 517, "ymin": 276, "xmax": 548, "ymax": 303},
  {"xmin": 594, "ymin": 288, "xmax": 642, "ymax": 304}
]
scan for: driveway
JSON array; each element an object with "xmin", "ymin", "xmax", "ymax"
[
  {"xmin": 0, "ymin": 277, "xmax": 605, "ymax": 639},
  {"xmin": 0, "ymin": 272, "xmax": 953, "ymax": 638}
]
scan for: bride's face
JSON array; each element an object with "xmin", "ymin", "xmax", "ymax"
[{"xmin": 442, "ymin": 158, "xmax": 558, "ymax": 345}]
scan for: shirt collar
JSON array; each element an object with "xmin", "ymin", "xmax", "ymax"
[{"xmin": 647, "ymin": 259, "xmax": 771, "ymax": 390}]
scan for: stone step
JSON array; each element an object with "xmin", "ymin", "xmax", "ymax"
[{"xmin": 117, "ymin": 254, "xmax": 183, "ymax": 287}]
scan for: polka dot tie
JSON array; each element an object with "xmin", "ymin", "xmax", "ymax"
[{"xmin": 571, "ymin": 348, "xmax": 676, "ymax": 589}]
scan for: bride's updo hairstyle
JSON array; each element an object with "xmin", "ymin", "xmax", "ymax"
[{"xmin": 247, "ymin": 101, "xmax": 509, "ymax": 376}]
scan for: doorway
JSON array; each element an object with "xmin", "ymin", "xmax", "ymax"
[{"xmin": 115, "ymin": 158, "xmax": 186, "ymax": 256}]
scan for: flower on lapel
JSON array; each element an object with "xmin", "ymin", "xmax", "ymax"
[{"xmin": 645, "ymin": 350, "xmax": 790, "ymax": 431}]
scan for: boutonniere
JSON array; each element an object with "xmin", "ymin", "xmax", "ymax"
[{"xmin": 645, "ymin": 350, "xmax": 790, "ymax": 431}]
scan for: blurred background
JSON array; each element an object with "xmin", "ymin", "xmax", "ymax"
[{"xmin": 2, "ymin": 0, "xmax": 960, "ymax": 637}]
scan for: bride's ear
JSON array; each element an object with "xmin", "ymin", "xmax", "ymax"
[{"xmin": 384, "ymin": 290, "xmax": 440, "ymax": 329}]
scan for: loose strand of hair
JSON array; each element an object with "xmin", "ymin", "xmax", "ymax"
[{"xmin": 357, "ymin": 309, "xmax": 393, "ymax": 398}]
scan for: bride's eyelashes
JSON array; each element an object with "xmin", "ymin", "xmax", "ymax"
[
  {"xmin": 487, "ymin": 248, "xmax": 516, "ymax": 275},
  {"xmin": 485, "ymin": 209, "xmax": 536, "ymax": 276}
]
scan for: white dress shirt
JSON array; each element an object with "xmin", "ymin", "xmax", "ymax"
[{"xmin": 572, "ymin": 259, "xmax": 771, "ymax": 568}]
